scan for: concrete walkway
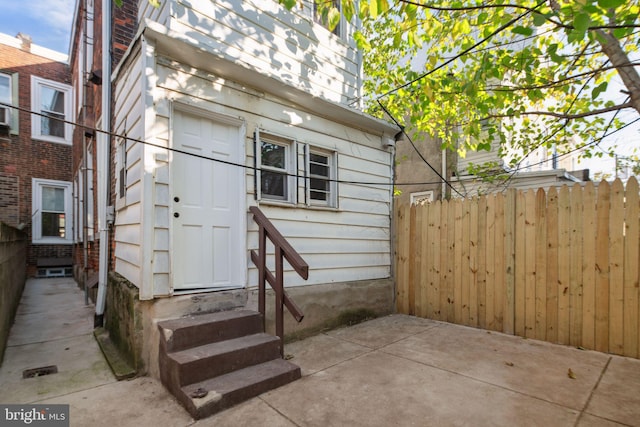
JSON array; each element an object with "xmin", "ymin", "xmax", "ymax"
[{"xmin": 1, "ymin": 278, "xmax": 640, "ymax": 426}]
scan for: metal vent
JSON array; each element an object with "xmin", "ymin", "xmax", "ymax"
[{"xmin": 23, "ymin": 365, "xmax": 58, "ymax": 378}]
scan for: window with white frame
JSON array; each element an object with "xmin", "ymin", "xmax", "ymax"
[
  {"xmin": 259, "ymin": 133, "xmax": 295, "ymax": 202},
  {"xmin": 410, "ymin": 190, "xmax": 434, "ymax": 205},
  {"xmin": 31, "ymin": 76, "xmax": 73, "ymax": 144},
  {"xmin": 312, "ymin": 0, "xmax": 342, "ymax": 37},
  {"xmin": 85, "ymin": 144, "xmax": 95, "ymax": 240},
  {"xmin": 116, "ymin": 138, "xmax": 128, "ymax": 208},
  {"xmin": 73, "ymin": 174, "xmax": 80, "ymax": 242},
  {"xmin": 0, "ymin": 73, "xmax": 12, "ymax": 126},
  {"xmin": 308, "ymin": 147, "xmax": 336, "ymax": 207},
  {"xmin": 32, "ymin": 178, "xmax": 73, "ymax": 244}
]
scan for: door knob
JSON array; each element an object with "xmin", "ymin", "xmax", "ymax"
[
  {"xmin": 174, "ymin": 212, "xmax": 180, "ymax": 218},
  {"xmin": 174, "ymin": 197, "xmax": 180, "ymax": 202}
]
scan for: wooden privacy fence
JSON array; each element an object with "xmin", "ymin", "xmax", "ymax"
[{"xmin": 395, "ymin": 177, "xmax": 640, "ymax": 358}]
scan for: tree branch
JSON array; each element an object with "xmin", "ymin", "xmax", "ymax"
[
  {"xmin": 488, "ymin": 102, "xmax": 633, "ymax": 120},
  {"xmin": 378, "ymin": 0, "xmax": 547, "ymax": 99},
  {"xmin": 596, "ymin": 29, "xmax": 640, "ymax": 115},
  {"xmin": 399, "ymin": 1, "xmax": 640, "ymax": 32},
  {"xmin": 484, "ymin": 61, "xmax": 640, "ymax": 93}
]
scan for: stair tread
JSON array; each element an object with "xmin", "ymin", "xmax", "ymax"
[
  {"xmin": 182, "ymin": 359, "xmax": 300, "ymax": 410},
  {"xmin": 168, "ymin": 333, "xmax": 279, "ymax": 364},
  {"xmin": 158, "ymin": 310, "xmax": 259, "ymax": 331},
  {"xmin": 158, "ymin": 310, "xmax": 263, "ymax": 352}
]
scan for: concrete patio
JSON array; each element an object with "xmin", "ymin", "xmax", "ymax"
[{"xmin": 1, "ymin": 277, "xmax": 639, "ymax": 426}]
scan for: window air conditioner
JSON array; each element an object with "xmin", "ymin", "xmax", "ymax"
[{"xmin": 0, "ymin": 106, "xmax": 9, "ymax": 127}]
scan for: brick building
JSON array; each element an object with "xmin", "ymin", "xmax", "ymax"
[
  {"xmin": 68, "ymin": 0, "xmax": 138, "ymax": 292},
  {"xmin": 0, "ymin": 33, "xmax": 74, "ymax": 277}
]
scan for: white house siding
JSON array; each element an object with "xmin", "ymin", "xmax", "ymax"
[
  {"xmin": 138, "ymin": 0, "xmax": 171, "ymax": 26},
  {"xmin": 246, "ymin": 137, "xmax": 393, "ymax": 288},
  {"xmin": 456, "ymin": 133, "xmax": 503, "ymax": 176},
  {"xmin": 111, "ymin": 48, "xmax": 393, "ymax": 298},
  {"xmin": 113, "ymin": 49, "xmax": 145, "ymax": 288},
  {"xmin": 138, "ymin": 0, "xmax": 359, "ymax": 106}
]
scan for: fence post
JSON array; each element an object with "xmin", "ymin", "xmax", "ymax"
[
  {"xmin": 396, "ymin": 204, "xmax": 411, "ymax": 314},
  {"xmin": 623, "ymin": 177, "xmax": 639, "ymax": 358},
  {"xmin": 504, "ymin": 189, "xmax": 516, "ymax": 335}
]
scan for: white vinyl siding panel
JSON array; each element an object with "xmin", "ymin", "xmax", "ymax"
[
  {"xmin": 113, "ymin": 36, "xmax": 393, "ymax": 296},
  {"xmin": 139, "ymin": 0, "xmax": 171, "ymax": 25},
  {"xmin": 157, "ymin": 61, "xmax": 391, "ymax": 289},
  {"xmin": 456, "ymin": 135, "xmax": 502, "ymax": 176},
  {"xmin": 141, "ymin": 0, "xmax": 359, "ymax": 105},
  {"xmin": 113, "ymin": 52, "xmax": 145, "ymax": 288}
]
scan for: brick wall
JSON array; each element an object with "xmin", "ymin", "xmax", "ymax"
[
  {"xmin": 0, "ymin": 223, "xmax": 27, "ymax": 364},
  {"xmin": 0, "ymin": 40, "xmax": 73, "ymax": 275},
  {"xmin": 112, "ymin": 0, "xmax": 139, "ymax": 67},
  {"xmin": 68, "ymin": 0, "xmax": 139, "ymax": 280},
  {"xmin": 0, "ymin": 174, "xmax": 19, "ymax": 226}
]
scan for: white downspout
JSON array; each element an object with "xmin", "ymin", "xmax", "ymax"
[{"xmin": 95, "ymin": 0, "xmax": 112, "ymax": 327}]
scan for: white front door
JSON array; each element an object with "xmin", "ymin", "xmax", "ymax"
[{"xmin": 171, "ymin": 108, "xmax": 245, "ymax": 291}]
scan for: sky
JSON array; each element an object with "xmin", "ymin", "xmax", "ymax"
[{"xmin": 0, "ymin": 0, "xmax": 75, "ymax": 55}]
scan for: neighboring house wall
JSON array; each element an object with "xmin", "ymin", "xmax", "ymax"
[
  {"xmin": 394, "ymin": 130, "xmax": 445, "ymax": 207},
  {"xmin": 0, "ymin": 33, "xmax": 73, "ymax": 276},
  {"xmin": 69, "ymin": 0, "xmax": 139, "ymax": 287},
  {"xmin": 451, "ymin": 168, "xmax": 584, "ymax": 198},
  {"xmin": 452, "ymin": 121, "xmax": 587, "ymax": 198},
  {"xmin": 455, "ymin": 133, "xmax": 503, "ymax": 177}
]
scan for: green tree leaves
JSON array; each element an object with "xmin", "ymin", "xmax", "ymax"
[{"xmin": 277, "ymin": 0, "xmax": 639, "ymax": 176}]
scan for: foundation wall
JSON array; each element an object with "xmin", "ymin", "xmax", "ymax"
[{"xmin": 104, "ymin": 276, "xmax": 395, "ymax": 378}]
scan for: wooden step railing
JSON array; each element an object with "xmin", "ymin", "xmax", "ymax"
[{"xmin": 249, "ymin": 206, "xmax": 308, "ymax": 356}]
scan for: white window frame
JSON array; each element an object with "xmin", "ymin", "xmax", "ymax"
[
  {"xmin": 73, "ymin": 174, "xmax": 80, "ymax": 242},
  {"xmin": 258, "ymin": 131, "xmax": 296, "ymax": 204},
  {"xmin": 31, "ymin": 76, "xmax": 73, "ymax": 145},
  {"xmin": 85, "ymin": 143, "xmax": 95, "ymax": 240},
  {"xmin": 0, "ymin": 72, "xmax": 12, "ymax": 126},
  {"xmin": 308, "ymin": 0, "xmax": 344, "ymax": 38},
  {"xmin": 306, "ymin": 146, "xmax": 337, "ymax": 208},
  {"xmin": 115, "ymin": 137, "xmax": 128, "ymax": 210},
  {"xmin": 32, "ymin": 178, "xmax": 73, "ymax": 244},
  {"xmin": 410, "ymin": 190, "xmax": 434, "ymax": 205}
]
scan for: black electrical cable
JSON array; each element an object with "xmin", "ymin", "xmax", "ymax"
[
  {"xmin": 0, "ymin": 101, "xmax": 444, "ymax": 188},
  {"xmin": 375, "ymin": 0, "xmax": 547, "ymax": 100},
  {"xmin": 376, "ymin": 100, "xmax": 464, "ymax": 197}
]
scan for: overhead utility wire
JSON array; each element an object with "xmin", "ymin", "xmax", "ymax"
[
  {"xmin": 376, "ymin": 100, "xmax": 464, "ymax": 197},
  {"xmin": 375, "ymin": 0, "xmax": 547, "ymax": 100},
  {"xmin": 0, "ymin": 102, "xmax": 445, "ymax": 188},
  {"xmin": 496, "ymin": 117, "xmax": 640, "ymax": 190},
  {"xmin": 372, "ymin": 1, "xmax": 546, "ymax": 196},
  {"xmin": 7, "ymin": 101, "xmax": 631, "ymax": 190},
  {"xmin": 496, "ymin": 54, "xmax": 606, "ymax": 190}
]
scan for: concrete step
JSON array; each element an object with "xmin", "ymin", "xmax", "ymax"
[
  {"xmin": 180, "ymin": 359, "xmax": 301, "ymax": 419},
  {"xmin": 157, "ymin": 309, "xmax": 301, "ymax": 419},
  {"xmin": 158, "ymin": 310, "xmax": 262, "ymax": 352},
  {"xmin": 161, "ymin": 333, "xmax": 282, "ymax": 387}
]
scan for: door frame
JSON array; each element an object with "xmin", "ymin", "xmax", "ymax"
[{"xmin": 169, "ymin": 101, "xmax": 247, "ymax": 294}]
